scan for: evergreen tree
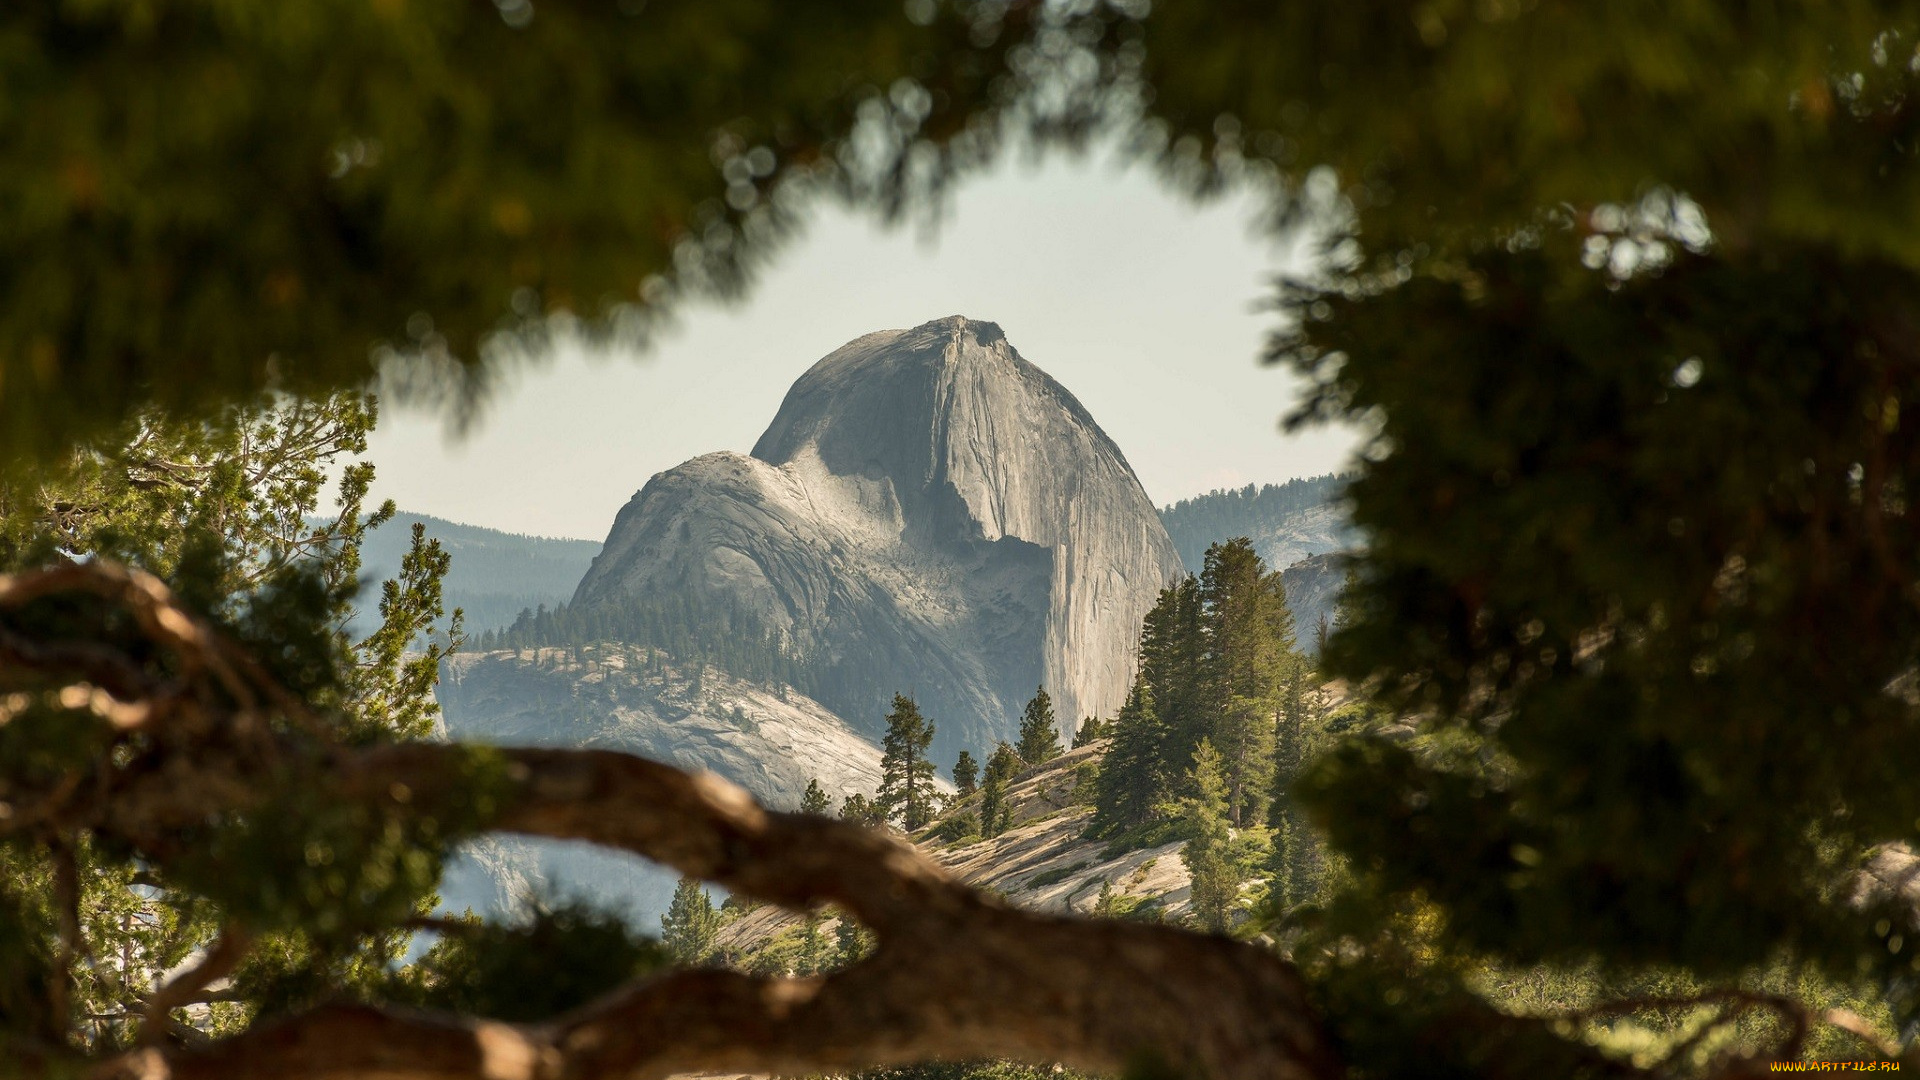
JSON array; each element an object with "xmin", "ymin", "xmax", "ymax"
[
  {"xmin": 800, "ymin": 778, "xmax": 832, "ymax": 816},
  {"xmin": 1198, "ymin": 539, "xmax": 1295, "ymax": 828},
  {"xmin": 1014, "ymin": 686, "xmax": 1062, "ymax": 767},
  {"xmin": 979, "ymin": 742, "xmax": 1021, "ymax": 839},
  {"xmin": 660, "ymin": 877, "xmax": 719, "ymax": 967},
  {"xmin": 835, "ymin": 914, "xmax": 875, "ymax": 967},
  {"xmin": 876, "ymin": 694, "xmax": 938, "ymax": 831},
  {"xmin": 1266, "ymin": 657, "xmax": 1324, "ymax": 908},
  {"xmin": 1139, "ymin": 576, "xmax": 1210, "ymax": 780},
  {"xmin": 952, "ymin": 751, "xmax": 979, "ymax": 799},
  {"xmin": 836, "ymin": 793, "xmax": 878, "ymax": 829},
  {"xmin": 1072, "ymin": 715, "xmax": 1109, "ymax": 748},
  {"xmin": 1090, "ymin": 680, "xmax": 1170, "ymax": 839},
  {"xmin": 1178, "ymin": 740, "xmax": 1268, "ymax": 934}
]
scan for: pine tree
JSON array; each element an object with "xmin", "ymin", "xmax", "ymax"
[
  {"xmin": 660, "ymin": 877, "xmax": 719, "ymax": 966},
  {"xmin": 838, "ymin": 793, "xmax": 886, "ymax": 829},
  {"xmin": 1015, "ymin": 685, "xmax": 1062, "ymax": 767},
  {"xmin": 1199, "ymin": 539, "xmax": 1294, "ymax": 828},
  {"xmin": 800, "ymin": 778, "xmax": 831, "ymax": 816},
  {"xmin": 876, "ymin": 694, "xmax": 938, "ymax": 831},
  {"xmin": 1179, "ymin": 740, "xmax": 1259, "ymax": 934},
  {"xmin": 1140, "ymin": 576, "xmax": 1210, "ymax": 782},
  {"xmin": 1072, "ymin": 715, "xmax": 1110, "ymax": 748},
  {"xmin": 1091, "ymin": 680, "xmax": 1170, "ymax": 839},
  {"xmin": 835, "ymin": 914, "xmax": 874, "ymax": 966},
  {"xmin": 979, "ymin": 741, "xmax": 1021, "ymax": 838},
  {"xmin": 952, "ymin": 750, "xmax": 979, "ymax": 799}
]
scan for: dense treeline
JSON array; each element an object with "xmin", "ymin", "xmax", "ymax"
[
  {"xmin": 1090, "ymin": 538, "xmax": 1323, "ymax": 919},
  {"xmin": 475, "ymin": 593, "xmax": 823, "ymax": 698},
  {"xmin": 1157, "ymin": 475, "xmax": 1347, "ymax": 573},
  {"xmin": 352, "ymin": 512, "xmax": 600, "ymax": 635}
]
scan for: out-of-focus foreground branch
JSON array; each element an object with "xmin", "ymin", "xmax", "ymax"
[{"xmin": 0, "ymin": 560, "xmax": 1341, "ymax": 1080}]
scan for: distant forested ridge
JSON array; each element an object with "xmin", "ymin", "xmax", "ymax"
[
  {"xmin": 1157, "ymin": 474, "xmax": 1351, "ymax": 575},
  {"xmin": 356, "ymin": 511, "xmax": 601, "ymax": 635},
  {"xmin": 475, "ymin": 591, "xmax": 824, "ymax": 701}
]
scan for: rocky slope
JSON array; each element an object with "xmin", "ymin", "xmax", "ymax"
[
  {"xmin": 434, "ymin": 645, "xmax": 913, "ymax": 924},
  {"xmin": 1279, "ymin": 551, "xmax": 1347, "ymax": 655},
  {"xmin": 715, "ymin": 741, "xmax": 1200, "ymax": 959},
  {"xmin": 437, "ymin": 645, "xmax": 891, "ymax": 804},
  {"xmin": 572, "ymin": 316, "xmax": 1184, "ymax": 758}
]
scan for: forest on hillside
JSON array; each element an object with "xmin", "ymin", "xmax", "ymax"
[
  {"xmin": 356, "ymin": 512, "xmax": 600, "ymax": 635},
  {"xmin": 1157, "ymin": 474, "xmax": 1349, "ymax": 572}
]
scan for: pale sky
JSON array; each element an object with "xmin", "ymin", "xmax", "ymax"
[{"xmin": 365, "ymin": 145, "xmax": 1360, "ymax": 541}]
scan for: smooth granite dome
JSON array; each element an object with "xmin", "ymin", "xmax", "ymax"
[{"xmin": 572, "ymin": 316, "xmax": 1184, "ymax": 757}]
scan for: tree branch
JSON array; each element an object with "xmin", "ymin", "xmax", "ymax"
[
  {"xmin": 141, "ymin": 925, "xmax": 253, "ymax": 1046},
  {"xmin": 96, "ymin": 743, "xmax": 1339, "ymax": 1079},
  {"xmin": 0, "ymin": 560, "xmax": 1340, "ymax": 1079}
]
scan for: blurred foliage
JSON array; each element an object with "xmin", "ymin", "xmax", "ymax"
[
  {"xmin": 1288, "ymin": 239, "xmax": 1920, "ymax": 1015},
  {"xmin": 0, "ymin": 392, "xmax": 473, "ymax": 1055},
  {"xmin": 388, "ymin": 902, "xmax": 665, "ymax": 1022},
  {"xmin": 0, "ymin": 0, "xmax": 1125, "ymax": 465}
]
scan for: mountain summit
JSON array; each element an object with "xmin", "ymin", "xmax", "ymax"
[{"xmin": 573, "ymin": 316, "xmax": 1183, "ymax": 756}]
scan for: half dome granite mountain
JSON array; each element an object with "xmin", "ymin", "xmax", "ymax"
[{"xmin": 570, "ymin": 316, "xmax": 1186, "ymax": 758}]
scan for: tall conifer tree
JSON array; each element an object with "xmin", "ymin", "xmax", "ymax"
[
  {"xmin": 1015, "ymin": 686, "xmax": 1062, "ymax": 766},
  {"xmin": 952, "ymin": 751, "xmax": 979, "ymax": 799},
  {"xmin": 1090, "ymin": 680, "xmax": 1169, "ymax": 838},
  {"xmin": 877, "ymin": 694, "xmax": 938, "ymax": 831},
  {"xmin": 660, "ymin": 877, "xmax": 719, "ymax": 966},
  {"xmin": 979, "ymin": 741, "xmax": 1021, "ymax": 838},
  {"xmin": 1199, "ymin": 539, "xmax": 1294, "ymax": 828}
]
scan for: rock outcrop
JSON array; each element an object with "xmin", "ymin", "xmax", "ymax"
[
  {"xmin": 573, "ymin": 316, "xmax": 1184, "ymax": 758},
  {"xmin": 1279, "ymin": 551, "xmax": 1349, "ymax": 656},
  {"xmin": 434, "ymin": 644, "xmax": 908, "ymax": 925},
  {"xmin": 437, "ymin": 645, "xmax": 892, "ymax": 807}
]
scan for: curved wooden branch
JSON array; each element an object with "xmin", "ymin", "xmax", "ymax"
[
  {"xmin": 93, "ymin": 744, "xmax": 1339, "ymax": 1079},
  {"xmin": 0, "ymin": 561, "xmax": 1340, "ymax": 1079}
]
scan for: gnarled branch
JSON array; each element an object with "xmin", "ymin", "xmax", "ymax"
[{"xmin": 0, "ymin": 560, "xmax": 1343, "ymax": 1080}]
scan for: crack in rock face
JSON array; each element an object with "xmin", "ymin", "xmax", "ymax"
[{"xmin": 573, "ymin": 316, "xmax": 1184, "ymax": 760}]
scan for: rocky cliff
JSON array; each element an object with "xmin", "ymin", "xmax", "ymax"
[
  {"xmin": 572, "ymin": 316, "xmax": 1184, "ymax": 758},
  {"xmin": 434, "ymin": 644, "xmax": 904, "ymax": 925}
]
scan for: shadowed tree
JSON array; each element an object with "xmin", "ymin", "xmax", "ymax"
[
  {"xmin": 953, "ymin": 751, "xmax": 980, "ymax": 799},
  {"xmin": 801, "ymin": 778, "xmax": 833, "ymax": 816},
  {"xmin": 979, "ymin": 742, "xmax": 1022, "ymax": 840},
  {"xmin": 660, "ymin": 877, "xmax": 720, "ymax": 967},
  {"xmin": 878, "ymin": 694, "xmax": 939, "ymax": 832},
  {"xmin": 1015, "ymin": 686, "xmax": 1062, "ymax": 767}
]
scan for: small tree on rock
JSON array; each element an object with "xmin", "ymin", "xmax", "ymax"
[
  {"xmin": 800, "ymin": 777, "xmax": 831, "ymax": 816},
  {"xmin": 1015, "ymin": 685, "xmax": 1062, "ymax": 767},
  {"xmin": 661, "ymin": 877, "xmax": 720, "ymax": 966},
  {"xmin": 980, "ymin": 741, "xmax": 1022, "ymax": 838},
  {"xmin": 877, "ymin": 694, "xmax": 938, "ymax": 831},
  {"xmin": 1179, "ymin": 740, "xmax": 1268, "ymax": 934},
  {"xmin": 952, "ymin": 750, "xmax": 979, "ymax": 798}
]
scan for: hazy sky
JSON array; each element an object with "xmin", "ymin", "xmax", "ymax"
[{"xmin": 365, "ymin": 145, "xmax": 1360, "ymax": 541}]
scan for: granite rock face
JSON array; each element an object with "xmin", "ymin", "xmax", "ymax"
[
  {"xmin": 433, "ymin": 644, "xmax": 909, "ymax": 927},
  {"xmin": 1279, "ymin": 551, "xmax": 1350, "ymax": 657},
  {"xmin": 573, "ymin": 317, "xmax": 1184, "ymax": 758},
  {"xmin": 436, "ymin": 645, "xmax": 893, "ymax": 808}
]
